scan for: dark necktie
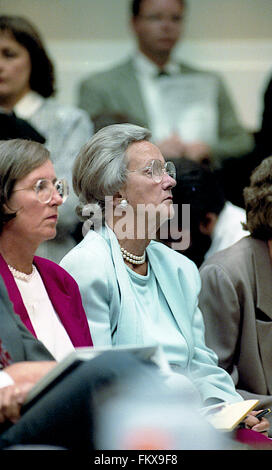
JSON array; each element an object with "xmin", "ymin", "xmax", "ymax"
[
  {"xmin": 0, "ymin": 339, "xmax": 12, "ymax": 369},
  {"xmin": 157, "ymin": 70, "xmax": 169, "ymax": 77}
]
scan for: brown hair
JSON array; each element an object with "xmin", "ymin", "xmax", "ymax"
[
  {"xmin": 0, "ymin": 15, "xmax": 55, "ymax": 97},
  {"xmin": 0, "ymin": 139, "xmax": 50, "ymax": 232},
  {"xmin": 131, "ymin": 0, "xmax": 186, "ymax": 17},
  {"xmin": 243, "ymin": 156, "xmax": 272, "ymax": 240}
]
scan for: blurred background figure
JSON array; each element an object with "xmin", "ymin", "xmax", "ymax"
[
  {"xmin": 199, "ymin": 156, "xmax": 272, "ymax": 413},
  {"xmin": 162, "ymin": 158, "xmax": 248, "ymax": 267},
  {"xmin": 0, "ymin": 15, "xmax": 93, "ymax": 262},
  {"xmin": 96, "ymin": 376, "xmax": 235, "ymax": 450},
  {"xmin": 78, "ymin": 0, "xmax": 254, "ymax": 169},
  {"xmin": 255, "ymin": 72, "xmax": 272, "ymax": 160},
  {"xmin": 219, "ymin": 70, "xmax": 272, "ymax": 209}
]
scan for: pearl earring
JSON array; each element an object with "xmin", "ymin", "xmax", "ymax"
[{"xmin": 119, "ymin": 199, "xmax": 128, "ymax": 209}]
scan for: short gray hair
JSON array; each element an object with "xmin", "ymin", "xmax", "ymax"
[
  {"xmin": 73, "ymin": 123, "xmax": 151, "ymax": 221},
  {"xmin": 0, "ymin": 139, "xmax": 50, "ymax": 232}
]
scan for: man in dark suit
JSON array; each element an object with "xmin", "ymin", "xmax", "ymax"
[
  {"xmin": 0, "ymin": 277, "xmax": 157, "ymax": 450},
  {"xmin": 255, "ymin": 74, "xmax": 272, "ymax": 159}
]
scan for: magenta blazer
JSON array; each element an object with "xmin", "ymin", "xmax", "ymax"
[{"xmin": 0, "ymin": 254, "xmax": 93, "ymax": 348}]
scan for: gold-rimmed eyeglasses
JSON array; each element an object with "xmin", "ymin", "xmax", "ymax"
[
  {"xmin": 128, "ymin": 159, "xmax": 176, "ymax": 184},
  {"xmin": 13, "ymin": 178, "xmax": 69, "ymax": 204}
]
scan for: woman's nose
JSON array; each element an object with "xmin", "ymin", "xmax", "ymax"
[
  {"xmin": 50, "ymin": 188, "xmax": 63, "ymax": 206},
  {"xmin": 162, "ymin": 172, "xmax": 177, "ymax": 189}
]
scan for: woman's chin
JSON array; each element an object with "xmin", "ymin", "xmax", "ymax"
[
  {"xmin": 42, "ymin": 228, "xmax": 57, "ymax": 242},
  {"xmin": 168, "ymin": 204, "xmax": 175, "ymax": 221}
]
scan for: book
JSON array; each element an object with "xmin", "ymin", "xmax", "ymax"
[
  {"xmin": 200, "ymin": 399, "xmax": 260, "ymax": 431},
  {"xmin": 21, "ymin": 344, "xmax": 171, "ymax": 413}
]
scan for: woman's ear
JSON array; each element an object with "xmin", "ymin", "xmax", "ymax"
[
  {"xmin": 112, "ymin": 190, "xmax": 127, "ymax": 208},
  {"xmin": 2, "ymin": 202, "xmax": 12, "ymax": 215},
  {"xmin": 112, "ymin": 192, "xmax": 121, "ymax": 208}
]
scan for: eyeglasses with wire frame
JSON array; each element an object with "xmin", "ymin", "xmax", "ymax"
[
  {"xmin": 128, "ymin": 159, "xmax": 176, "ymax": 183},
  {"xmin": 13, "ymin": 178, "xmax": 69, "ymax": 204}
]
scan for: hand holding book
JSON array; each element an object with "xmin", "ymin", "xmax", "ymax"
[
  {"xmin": 242, "ymin": 409, "xmax": 271, "ymax": 435},
  {"xmin": 201, "ymin": 399, "xmax": 270, "ymax": 435}
]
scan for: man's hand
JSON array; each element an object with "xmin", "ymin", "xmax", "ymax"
[
  {"xmin": 157, "ymin": 133, "xmax": 186, "ymax": 158},
  {"xmin": 183, "ymin": 141, "xmax": 211, "ymax": 163},
  {"xmin": 4, "ymin": 361, "xmax": 56, "ymax": 386},
  {"xmin": 0, "ymin": 361, "xmax": 56, "ymax": 424},
  {"xmin": 0, "ymin": 383, "xmax": 33, "ymax": 424},
  {"xmin": 157, "ymin": 134, "xmax": 211, "ymax": 163}
]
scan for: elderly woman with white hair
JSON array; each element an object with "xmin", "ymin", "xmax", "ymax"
[{"xmin": 60, "ymin": 123, "xmax": 268, "ymax": 431}]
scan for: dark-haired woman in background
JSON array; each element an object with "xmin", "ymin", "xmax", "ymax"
[{"xmin": 0, "ymin": 15, "xmax": 93, "ymax": 262}]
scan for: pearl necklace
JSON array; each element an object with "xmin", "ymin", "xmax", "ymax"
[
  {"xmin": 120, "ymin": 247, "xmax": 146, "ymax": 265},
  {"xmin": 8, "ymin": 264, "xmax": 36, "ymax": 282}
]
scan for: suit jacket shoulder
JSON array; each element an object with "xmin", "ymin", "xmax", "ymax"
[
  {"xmin": 78, "ymin": 58, "xmax": 148, "ymax": 125},
  {"xmin": 200, "ymin": 236, "xmax": 256, "ymax": 280},
  {"xmin": 0, "ymin": 278, "xmax": 53, "ymax": 363},
  {"xmin": 178, "ymin": 61, "xmax": 220, "ymax": 78},
  {"xmin": 80, "ymin": 58, "xmax": 135, "ymax": 87}
]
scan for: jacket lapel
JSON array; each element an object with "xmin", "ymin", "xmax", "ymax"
[
  {"xmin": 253, "ymin": 239, "xmax": 272, "ymax": 319},
  {"xmin": 251, "ymin": 239, "xmax": 272, "ymax": 393},
  {"xmin": 147, "ymin": 243, "xmax": 194, "ymax": 365},
  {"xmin": 116, "ymin": 59, "xmax": 149, "ymax": 128},
  {"xmin": 103, "ymin": 226, "xmax": 144, "ymax": 344},
  {"xmin": 104, "ymin": 226, "xmax": 194, "ymax": 359}
]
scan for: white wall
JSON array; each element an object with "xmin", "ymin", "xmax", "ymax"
[{"xmin": 1, "ymin": 0, "xmax": 272, "ymax": 130}]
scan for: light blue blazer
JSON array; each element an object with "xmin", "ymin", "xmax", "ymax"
[{"xmin": 60, "ymin": 225, "xmax": 242, "ymax": 404}]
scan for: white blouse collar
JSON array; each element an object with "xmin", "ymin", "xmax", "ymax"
[{"xmin": 14, "ymin": 91, "xmax": 44, "ymax": 119}]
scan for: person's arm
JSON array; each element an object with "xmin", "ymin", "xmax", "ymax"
[
  {"xmin": 156, "ymin": 133, "xmax": 211, "ymax": 162},
  {"xmin": 189, "ymin": 303, "xmax": 242, "ymax": 405},
  {"xmin": 0, "ymin": 371, "xmax": 14, "ymax": 389},
  {"xmin": 188, "ymin": 290, "xmax": 269, "ymax": 433},
  {"xmin": 199, "ymin": 264, "xmax": 241, "ymax": 380},
  {"xmin": 177, "ymin": 261, "xmax": 242, "ymax": 404},
  {"xmin": 199, "ymin": 263, "xmax": 272, "ymax": 414},
  {"xmin": 78, "ymin": 77, "xmax": 109, "ymax": 120},
  {"xmin": 4, "ymin": 361, "xmax": 56, "ymax": 386},
  {"xmin": 0, "ymin": 361, "xmax": 56, "ymax": 425},
  {"xmin": 0, "ymin": 384, "xmax": 29, "ymax": 424}
]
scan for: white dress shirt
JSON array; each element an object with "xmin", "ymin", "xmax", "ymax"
[
  {"xmin": 204, "ymin": 201, "xmax": 249, "ymax": 259},
  {"xmin": 9, "ymin": 266, "xmax": 74, "ymax": 361},
  {"xmin": 14, "ymin": 91, "xmax": 43, "ymax": 118},
  {"xmin": 133, "ymin": 52, "xmax": 218, "ymax": 145},
  {"xmin": 133, "ymin": 52, "xmax": 180, "ymax": 142},
  {"xmin": 0, "ymin": 371, "xmax": 14, "ymax": 389}
]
